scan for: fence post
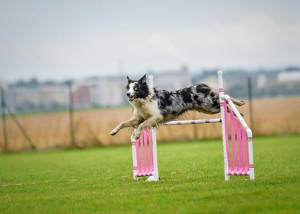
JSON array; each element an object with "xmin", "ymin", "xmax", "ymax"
[
  {"xmin": 247, "ymin": 77, "xmax": 254, "ymax": 134},
  {"xmin": 67, "ymin": 82, "xmax": 76, "ymax": 147},
  {"xmin": 6, "ymin": 105, "xmax": 35, "ymax": 149},
  {"xmin": 192, "ymin": 77, "xmax": 198, "ymax": 140},
  {"xmin": 1, "ymin": 87, "xmax": 8, "ymax": 151}
]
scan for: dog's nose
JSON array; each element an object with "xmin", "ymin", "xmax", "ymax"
[{"xmin": 126, "ymin": 92, "xmax": 130, "ymax": 97}]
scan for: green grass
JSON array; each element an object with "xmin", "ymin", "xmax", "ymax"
[{"xmin": 0, "ymin": 135, "xmax": 299, "ymax": 214}]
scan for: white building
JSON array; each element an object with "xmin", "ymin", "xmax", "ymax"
[
  {"xmin": 278, "ymin": 70, "xmax": 300, "ymax": 82},
  {"xmin": 72, "ymin": 77, "xmax": 126, "ymax": 108},
  {"xmin": 91, "ymin": 78, "xmax": 125, "ymax": 107},
  {"xmin": 257, "ymin": 74, "xmax": 268, "ymax": 88},
  {"xmin": 153, "ymin": 67, "xmax": 192, "ymax": 91},
  {"xmin": 6, "ymin": 85, "xmax": 69, "ymax": 112},
  {"xmin": 0, "ymin": 79, "xmax": 8, "ymax": 90}
]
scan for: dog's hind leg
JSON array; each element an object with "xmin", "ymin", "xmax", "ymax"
[
  {"xmin": 225, "ymin": 98, "xmax": 245, "ymax": 116},
  {"xmin": 226, "ymin": 107, "xmax": 244, "ymax": 117},
  {"xmin": 229, "ymin": 98, "xmax": 245, "ymax": 106},
  {"xmin": 110, "ymin": 117, "xmax": 140, "ymax": 136},
  {"xmin": 134, "ymin": 116, "xmax": 162, "ymax": 140}
]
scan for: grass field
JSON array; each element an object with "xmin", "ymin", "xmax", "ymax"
[{"xmin": 1, "ymin": 135, "xmax": 299, "ymax": 213}]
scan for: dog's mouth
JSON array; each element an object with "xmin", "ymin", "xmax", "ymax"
[{"xmin": 129, "ymin": 96, "xmax": 135, "ymax": 101}]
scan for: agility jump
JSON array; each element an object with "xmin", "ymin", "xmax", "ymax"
[{"xmin": 131, "ymin": 71, "xmax": 254, "ymax": 181}]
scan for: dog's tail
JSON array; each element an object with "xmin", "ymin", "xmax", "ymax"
[{"xmin": 230, "ymin": 98, "xmax": 245, "ymax": 106}]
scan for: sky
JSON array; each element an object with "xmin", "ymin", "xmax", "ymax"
[{"xmin": 0, "ymin": 0, "xmax": 300, "ymax": 82}]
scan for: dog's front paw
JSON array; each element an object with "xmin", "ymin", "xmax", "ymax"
[
  {"xmin": 110, "ymin": 128, "xmax": 119, "ymax": 136},
  {"xmin": 134, "ymin": 131, "xmax": 141, "ymax": 140}
]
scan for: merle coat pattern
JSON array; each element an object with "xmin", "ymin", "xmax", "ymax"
[{"xmin": 110, "ymin": 74, "xmax": 244, "ymax": 140}]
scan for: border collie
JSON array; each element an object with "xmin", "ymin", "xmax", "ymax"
[{"xmin": 110, "ymin": 74, "xmax": 244, "ymax": 140}]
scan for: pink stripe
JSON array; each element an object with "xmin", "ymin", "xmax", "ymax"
[
  {"xmin": 133, "ymin": 166, "xmax": 137, "ymax": 170},
  {"xmin": 249, "ymin": 164, "xmax": 254, "ymax": 168},
  {"xmin": 230, "ymin": 110, "xmax": 238, "ymax": 174},
  {"xmin": 132, "ymin": 142, "xmax": 135, "ymax": 145},
  {"xmin": 223, "ymin": 103, "xmax": 232, "ymax": 173},
  {"xmin": 242, "ymin": 128, "xmax": 249, "ymax": 173},
  {"xmin": 144, "ymin": 129, "xmax": 149, "ymax": 174},
  {"xmin": 236, "ymin": 119, "xmax": 244, "ymax": 174},
  {"xmin": 248, "ymin": 137, "xmax": 252, "ymax": 141},
  {"xmin": 135, "ymin": 139, "xmax": 140, "ymax": 173},
  {"xmin": 177, "ymin": 121, "xmax": 181, "ymax": 125},
  {"xmin": 191, "ymin": 120, "xmax": 195, "ymax": 124},
  {"xmin": 140, "ymin": 131, "xmax": 144, "ymax": 174},
  {"xmin": 227, "ymin": 98, "xmax": 232, "ymax": 103},
  {"xmin": 149, "ymin": 128, "xmax": 154, "ymax": 173},
  {"xmin": 219, "ymin": 88, "xmax": 224, "ymax": 92}
]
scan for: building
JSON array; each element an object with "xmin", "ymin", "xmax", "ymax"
[
  {"xmin": 278, "ymin": 70, "xmax": 300, "ymax": 82},
  {"xmin": 5, "ymin": 85, "xmax": 69, "ymax": 112},
  {"xmin": 3, "ymin": 66, "xmax": 196, "ymax": 113},
  {"xmin": 72, "ymin": 76, "xmax": 126, "ymax": 108},
  {"xmin": 153, "ymin": 66, "xmax": 192, "ymax": 91},
  {"xmin": 256, "ymin": 74, "xmax": 268, "ymax": 88}
]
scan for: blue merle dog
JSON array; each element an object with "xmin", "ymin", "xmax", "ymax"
[{"xmin": 110, "ymin": 74, "xmax": 244, "ymax": 140}]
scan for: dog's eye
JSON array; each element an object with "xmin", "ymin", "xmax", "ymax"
[{"xmin": 134, "ymin": 87, "xmax": 137, "ymax": 91}]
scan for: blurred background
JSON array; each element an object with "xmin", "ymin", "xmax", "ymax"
[{"xmin": 0, "ymin": 0, "xmax": 299, "ymax": 152}]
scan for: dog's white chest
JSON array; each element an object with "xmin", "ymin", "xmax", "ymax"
[{"xmin": 132, "ymin": 99, "xmax": 159, "ymax": 120}]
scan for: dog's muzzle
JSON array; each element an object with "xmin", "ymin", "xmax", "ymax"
[{"xmin": 126, "ymin": 92, "xmax": 135, "ymax": 101}]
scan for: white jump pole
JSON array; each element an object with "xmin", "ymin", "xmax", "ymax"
[
  {"xmin": 149, "ymin": 75, "xmax": 159, "ymax": 181},
  {"xmin": 218, "ymin": 70, "xmax": 230, "ymax": 181},
  {"xmin": 152, "ymin": 127, "xmax": 159, "ymax": 181},
  {"xmin": 131, "ymin": 130, "xmax": 138, "ymax": 181}
]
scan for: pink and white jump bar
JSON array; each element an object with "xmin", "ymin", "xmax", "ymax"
[
  {"xmin": 131, "ymin": 71, "xmax": 254, "ymax": 181},
  {"xmin": 161, "ymin": 118, "xmax": 221, "ymax": 126}
]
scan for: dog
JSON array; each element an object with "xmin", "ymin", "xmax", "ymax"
[{"xmin": 110, "ymin": 74, "xmax": 244, "ymax": 140}]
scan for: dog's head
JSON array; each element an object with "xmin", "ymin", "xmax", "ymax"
[{"xmin": 126, "ymin": 74, "xmax": 150, "ymax": 102}]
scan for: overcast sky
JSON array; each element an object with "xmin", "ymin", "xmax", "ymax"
[{"xmin": 0, "ymin": 0, "xmax": 300, "ymax": 82}]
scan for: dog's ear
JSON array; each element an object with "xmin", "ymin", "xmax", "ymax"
[
  {"xmin": 139, "ymin": 74, "xmax": 147, "ymax": 83},
  {"xmin": 127, "ymin": 76, "xmax": 132, "ymax": 83}
]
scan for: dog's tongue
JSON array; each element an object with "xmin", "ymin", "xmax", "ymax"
[{"xmin": 130, "ymin": 96, "xmax": 135, "ymax": 101}]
